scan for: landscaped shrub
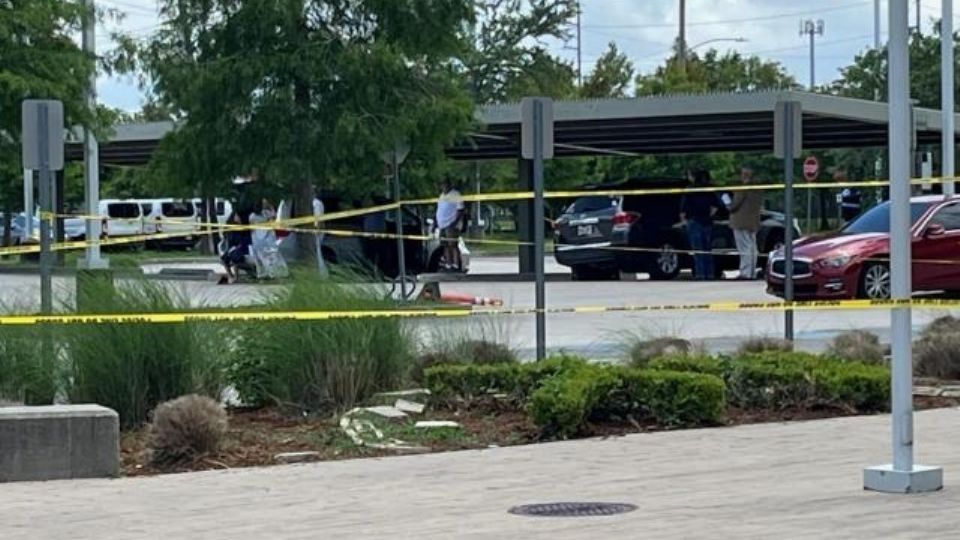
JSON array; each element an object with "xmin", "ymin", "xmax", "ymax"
[
  {"xmin": 826, "ymin": 330, "xmax": 885, "ymax": 364},
  {"xmin": 737, "ymin": 336, "xmax": 794, "ymax": 354},
  {"xmin": 425, "ymin": 355, "xmax": 587, "ymax": 404},
  {"xmin": 529, "ymin": 365, "xmax": 619, "ymax": 437},
  {"xmin": 231, "ymin": 272, "xmax": 415, "ymax": 412},
  {"xmin": 149, "ymin": 394, "xmax": 227, "ymax": 466},
  {"xmin": 0, "ymin": 325, "xmax": 58, "ymax": 405},
  {"xmin": 914, "ymin": 316, "xmax": 960, "ymax": 380},
  {"xmin": 529, "ymin": 365, "xmax": 725, "ymax": 438},
  {"xmin": 626, "ymin": 337, "xmax": 694, "ymax": 368},
  {"xmin": 413, "ymin": 339, "xmax": 517, "ymax": 383},
  {"xmin": 649, "ymin": 351, "xmax": 889, "ymax": 413},
  {"xmin": 64, "ymin": 279, "xmax": 229, "ymax": 428}
]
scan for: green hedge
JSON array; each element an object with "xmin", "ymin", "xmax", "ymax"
[
  {"xmin": 529, "ymin": 365, "xmax": 725, "ymax": 438},
  {"xmin": 424, "ymin": 355, "xmax": 587, "ymax": 404},
  {"xmin": 649, "ymin": 351, "xmax": 889, "ymax": 413}
]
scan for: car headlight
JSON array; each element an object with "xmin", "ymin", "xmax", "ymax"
[{"xmin": 817, "ymin": 253, "xmax": 852, "ymax": 269}]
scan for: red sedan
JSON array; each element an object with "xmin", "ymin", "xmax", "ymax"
[{"xmin": 766, "ymin": 195, "xmax": 960, "ymax": 300}]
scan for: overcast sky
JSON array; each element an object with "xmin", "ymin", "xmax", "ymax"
[{"xmin": 94, "ymin": 0, "xmax": 951, "ymax": 111}]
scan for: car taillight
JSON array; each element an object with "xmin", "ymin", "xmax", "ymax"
[{"xmin": 612, "ymin": 212, "xmax": 638, "ymax": 229}]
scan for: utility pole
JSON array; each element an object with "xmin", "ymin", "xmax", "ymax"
[
  {"xmin": 801, "ymin": 19, "xmax": 824, "ymax": 231},
  {"xmin": 576, "ymin": 0, "xmax": 582, "ymax": 86},
  {"xmin": 800, "ymin": 19, "xmax": 825, "ymax": 91},
  {"xmin": 944, "ymin": 0, "xmax": 955, "ymax": 196},
  {"xmin": 679, "ymin": 0, "xmax": 687, "ymax": 70},
  {"xmin": 875, "ymin": 0, "xmax": 882, "ymax": 101},
  {"xmin": 916, "ymin": 0, "xmax": 922, "ymax": 34}
]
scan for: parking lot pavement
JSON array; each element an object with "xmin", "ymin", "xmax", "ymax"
[
  {"xmin": 3, "ymin": 267, "xmax": 958, "ymax": 359},
  {"xmin": 3, "ymin": 408, "xmax": 959, "ymax": 540}
]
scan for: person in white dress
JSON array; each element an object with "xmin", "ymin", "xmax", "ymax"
[{"xmin": 248, "ymin": 199, "xmax": 289, "ymax": 280}]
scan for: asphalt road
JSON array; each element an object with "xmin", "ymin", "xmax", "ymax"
[{"xmin": 3, "ymin": 257, "xmax": 958, "ymax": 359}]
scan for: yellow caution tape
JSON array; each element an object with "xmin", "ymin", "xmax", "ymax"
[
  {"xmin": 7, "ymin": 175, "xmax": 955, "ymax": 258},
  {"xmin": 1, "ymin": 298, "xmax": 958, "ymax": 326}
]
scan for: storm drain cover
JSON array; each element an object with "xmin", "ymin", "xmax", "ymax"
[{"xmin": 508, "ymin": 502, "xmax": 637, "ymax": 518}]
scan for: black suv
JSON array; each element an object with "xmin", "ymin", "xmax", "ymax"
[{"xmin": 554, "ymin": 179, "xmax": 797, "ymax": 280}]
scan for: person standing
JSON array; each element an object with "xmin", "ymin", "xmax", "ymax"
[
  {"xmin": 727, "ymin": 167, "xmax": 763, "ymax": 280},
  {"xmin": 836, "ymin": 169, "xmax": 862, "ymax": 223},
  {"xmin": 680, "ymin": 169, "xmax": 722, "ymax": 280},
  {"xmin": 435, "ymin": 179, "xmax": 464, "ymax": 272},
  {"xmin": 249, "ymin": 199, "xmax": 288, "ymax": 279}
]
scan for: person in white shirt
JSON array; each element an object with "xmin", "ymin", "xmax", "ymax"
[{"xmin": 435, "ymin": 179, "xmax": 464, "ymax": 271}]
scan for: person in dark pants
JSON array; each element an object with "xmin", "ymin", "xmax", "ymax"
[
  {"xmin": 680, "ymin": 169, "xmax": 723, "ymax": 280},
  {"xmin": 219, "ymin": 211, "xmax": 252, "ymax": 284}
]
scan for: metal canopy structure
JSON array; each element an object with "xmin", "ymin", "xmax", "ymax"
[
  {"xmin": 448, "ymin": 90, "xmax": 960, "ymax": 160},
  {"xmin": 65, "ymin": 90, "xmax": 960, "ymax": 166}
]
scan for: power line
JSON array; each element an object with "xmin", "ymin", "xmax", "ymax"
[{"xmin": 582, "ymin": 0, "xmax": 871, "ymax": 30}]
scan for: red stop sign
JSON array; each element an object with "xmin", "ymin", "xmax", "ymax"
[{"xmin": 803, "ymin": 156, "xmax": 819, "ymax": 182}]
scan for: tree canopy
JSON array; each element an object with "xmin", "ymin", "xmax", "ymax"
[{"xmin": 0, "ymin": 0, "xmax": 97, "ymax": 226}]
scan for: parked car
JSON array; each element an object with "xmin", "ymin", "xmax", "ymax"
[
  {"xmin": 0, "ymin": 213, "xmax": 39, "ymax": 245},
  {"xmin": 99, "ymin": 200, "xmax": 144, "ymax": 238},
  {"xmin": 135, "ymin": 198, "xmax": 201, "ymax": 249},
  {"xmin": 766, "ymin": 195, "xmax": 960, "ymax": 300},
  {"xmin": 554, "ymin": 179, "xmax": 798, "ymax": 280},
  {"xmin": 274, "ymin": 196, "xmax": 469, "ymax": 278}
]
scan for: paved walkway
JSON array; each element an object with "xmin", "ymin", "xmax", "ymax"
[{"xmin": 3, "ymin": 409, "xmax": 959, "ymax": 539}]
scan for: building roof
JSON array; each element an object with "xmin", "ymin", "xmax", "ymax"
[{"xmin": 65, "ymin": 90, "xmax": 960, "ymax": 166}]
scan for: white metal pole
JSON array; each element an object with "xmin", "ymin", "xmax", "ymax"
[
  {"xmin": 889, "ymin": 0, "xmax": 914, "ymax": 475},
  {"xmin": 81, "ymin": 0, "xmax": 105, "ymax": 268},
  {"xmin": 944, "ymin": 0, "xmax": 956, "ymax": 196},
  {"xmin": 876, "ymin": 0, "xmax": 882, "ymax": 50},
  {"xmin": 23, "ymin": 169, "xmax": 33, "ymax": 239},
  {"xmin": 864, "ymin": 0, "xmax": 942, "ymax": 494}
]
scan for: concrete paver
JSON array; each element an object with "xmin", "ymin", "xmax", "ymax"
[{"xmin": 2, "ymin": 408, "xmax": 959, "ymax": 539}]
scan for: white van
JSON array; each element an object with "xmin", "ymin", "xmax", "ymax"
[
  {"xmin": 191, "ymin": 198, "xmax": 233, "ymax": 226},
  {"xmin": 99, "ymin": 200, "xmax": 144, "ymax": 237},
  {"xmin": 136, "ymin": 198, "xmax": 201, "ymax": 248}
]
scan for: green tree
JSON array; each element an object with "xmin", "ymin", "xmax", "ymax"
[
  {"xmin": 0, "ymin": 0, "xmax": 98, "ymax": 246},
  {"xmin": 460, "ymin": 0, "xmax": 578, "ymax": 103},
  {"xmin": 580, "ymin": 42, "xmax": 634, "ymax": 99},
  {"xmin": 635, "ymin": 47, "xmax": 798, "ymax": 96},
  {"xmin": 120, "ymin": 0, "xmax": 476, "ymax": 255},
  {"xmin": 829, "ymin": 23, "xmax": 955, "ymax": 109}
]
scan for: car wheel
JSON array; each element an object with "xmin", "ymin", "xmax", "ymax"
[
  {"xmin": 648, "ymin": 243, "xmax": 680, "ymax": 280},
  {"xmin": 859, "ymin": 262, "xmax": 891, "ymax": 300}
]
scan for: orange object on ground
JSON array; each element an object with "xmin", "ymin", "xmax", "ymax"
[{"xmin": 438, "ymin": 292, "xmax": 504, "ymax": 306}]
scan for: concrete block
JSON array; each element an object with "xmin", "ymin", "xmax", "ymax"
[{"xmin": 0, "ymin": 404, "xmax": 119, "ymax": 482}]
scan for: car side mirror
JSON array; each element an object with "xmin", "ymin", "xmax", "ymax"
[{"xmin": 925, "ymin": 223, "xmax": 946, "ymax": 238}]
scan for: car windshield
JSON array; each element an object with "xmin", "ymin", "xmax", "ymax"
[
  {"xmin": 565, "ymin": 196, "xmax": 617, "ymax": 215},
  {"xmin": 842, "ymin": 202, "xmax": 931, "ymax": 234}
]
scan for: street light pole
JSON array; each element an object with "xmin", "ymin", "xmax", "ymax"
[
  {"xmin": 687, "ymin": 37, "xmax": 747, "ymax": 52},
  {"xmin": 678, "ymin": 0, "xmax": 687, "ymax": 70},
  {"xmin": 863, "ymin": 0, "xmax": 942, "ymax": 494},
  {"xmin": 81, "ymin": 0, "xmax": 105, "ymax": 269},
  {"xmin": 943, "ymin": 0, "xmax": 955, "ymax": 196},
  {"xmin": 801, "ymin": 19, "xmax": 824, "ymax": 231}
]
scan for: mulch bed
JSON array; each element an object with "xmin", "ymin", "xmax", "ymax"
[{"xmin": 121, "ymin": 396, "xmax": 960, "ymax": 477}]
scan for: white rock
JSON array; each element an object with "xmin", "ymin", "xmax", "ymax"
[
  {"xmin": 374, "ymin": 389, "xmax": 432, "ymax": 398},
  {"xmin": 394, "ymin": 399, "xmax": 426, "ymax": 414},
  {"xmin": 274, "ymin": 451, "xmax": 320, "ymax": 464},
  {"xmin": 363, "ymin": 406, "xmax": 408, "ymax": 419},
  {"xmin": 414, "ymin": 420, "xmax": 461, "ymax": 429}
]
